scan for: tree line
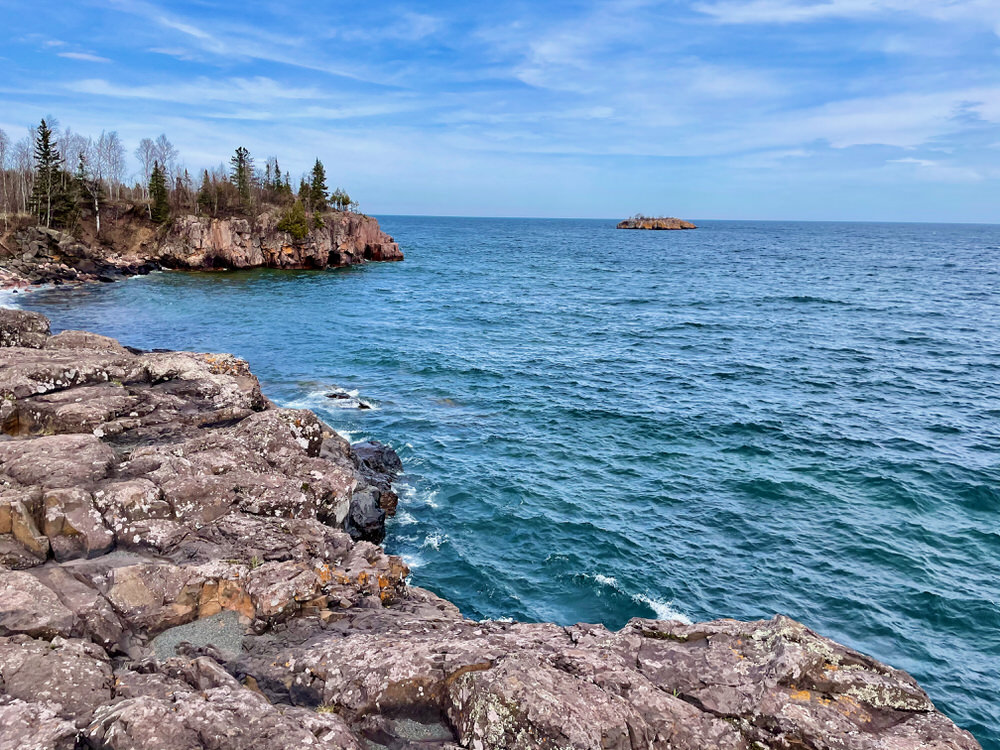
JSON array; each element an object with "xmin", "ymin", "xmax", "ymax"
[{"xmin": 0, "ymin": 118, "xmax": 359, "ymax": 236}]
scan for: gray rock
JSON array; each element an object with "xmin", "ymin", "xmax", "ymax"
[{"xmin": 0, "ymin": 308, "xmax": 50, "ymax": 348}]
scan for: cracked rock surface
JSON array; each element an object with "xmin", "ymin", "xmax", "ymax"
[{"xmin": 0, "ymin": 309, "xmax": 980, "ymax": 750}]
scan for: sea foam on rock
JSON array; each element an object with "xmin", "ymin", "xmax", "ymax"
[{"xmin": 0, "ymin": 308, "xmax": 981, "ymax": 750}]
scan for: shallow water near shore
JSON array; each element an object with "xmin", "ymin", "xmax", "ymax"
[{"xmin": 16, "ymin": 217, "xmax": 1000, "ymax": 746}]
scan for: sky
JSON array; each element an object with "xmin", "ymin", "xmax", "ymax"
[{"xmin": 1, "ymin": 0, "xmax": 999, "ymax": 221}]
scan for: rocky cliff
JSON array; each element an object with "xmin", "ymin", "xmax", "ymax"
[
  {"xmin": 0, "ymin": 309, "xmax": 982, "ymax": 750},
  {"xmin": 0, "ymin": 210, "xmax": 402, "ymax": 289},
  {"xmin": 617, "ymin": 217, "xmax": 697, "ymax": 230}
]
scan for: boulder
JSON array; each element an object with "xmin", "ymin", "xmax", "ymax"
[
  {"xmin": 0, "ymin": 308, "xmax": 50, "ymax": 348},
  {"xmin": 343, "ymin": 486, "xmax": 386, "ymax": 543}
]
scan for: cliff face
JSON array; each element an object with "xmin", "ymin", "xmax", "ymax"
[
  {"xmin": 159, "ymin": 211, "xmax": 402, "ymax": 271},
  {"xmin": 0, "ymin": 210, "xmax": 402, "ymax": 289},
  {"xmin": 617, "ymin": 217, "xmax": 697, "ymax": 230},
  {"xmin": 0, "ymin": 308, "xmax": 981, "ymax": 750}
]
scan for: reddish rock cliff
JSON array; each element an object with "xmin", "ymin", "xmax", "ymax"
[
  {"xmin": 159, "ymin": 211, "xmax": 402, "ymax": 270},
  {"xmin": 0, "ymin": 210, "xmax": 402, "ymax": 289},
  {"xmin": 617, "ymin": 216, "xmax": 697, "ymax": 230}
]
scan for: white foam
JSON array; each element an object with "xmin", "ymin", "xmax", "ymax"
[
  {"xmin": 281, "ymin": 387, "xmax": 379, "ymax": 412},
  {"xmin": 0, "ymin": 288, "xmax": 26, "ymax": 309},
  {"xmin": 401, "ymin": 551, "xmax": 425, "ymax": 569},
  {"xmin": 421, "ymin": 532, "xmax": 447, "ymax": 550},
  {"xmin": 586, "ymin": 573, "xmax": 692, "ymax": 624},
  {"xmin": 632, "ymin": 593, "xmax": 692, "ymax": 624},
  {"xmin": 395, "ymin": 509, "xmax": 417, "ymax": 526}
]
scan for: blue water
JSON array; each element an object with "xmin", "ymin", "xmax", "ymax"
[{"xmin": 14, "ymin": 218, "xmax": 1000, "ymax": 746}]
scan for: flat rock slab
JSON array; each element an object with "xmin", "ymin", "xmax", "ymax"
[{"xmin": 150, "ymin": 609, "xmax": 244, "ymax": 661}]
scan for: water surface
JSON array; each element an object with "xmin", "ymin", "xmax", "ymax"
[{"xmin": 18, "ymin": 218, "xmax": 1000, "ymax": 746}]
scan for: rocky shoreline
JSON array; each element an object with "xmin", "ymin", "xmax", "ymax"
[
  {"xmin": 0, "ymin": 308, "xmax": 981, "ymax": 750},
  {"xmin": 0, "ymin": 210, "xmax": 402, "ymax": 290}
]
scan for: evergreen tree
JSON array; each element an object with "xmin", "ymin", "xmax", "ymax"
[
  {"xmin": 229, "ymin": 146, "xmax": 253, "ymax": 212},
  {"xmin": 196, "ymin": 170, "xmax": 213, "ymax": 215},
  {"xmin": 30, "ymin": 119, "xmax": 65, "ymax": 228},
  {"xmin": 276, "ymin": 199, "xmax": 309, "ymax": 240},
  {"xmin": 149, "ymin": 161, "xmax": 170, "ymax": 224},
  {"xmin": 298, "ymin": 176, "xmax": 310, "ymax": 208},
  {"xmin": 310, "ymin": 159, "xmax": 328, "ymax": 211}
]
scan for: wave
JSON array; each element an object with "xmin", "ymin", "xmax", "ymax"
[
  {"xmin": 421, "ymin": 532, "xmax": 448, "ymax": 550},
  {"xmin": 280, "ymin": 387, "xmax": 379, "ymax": 412},
  {"xmin": 587, "ymin": 573, "xmax": 691, "ymax": 624}
]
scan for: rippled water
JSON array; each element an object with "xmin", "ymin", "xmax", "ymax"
[{"xmin": 15, "ymin": 218, "xmax": 1000, "ymax": 746}]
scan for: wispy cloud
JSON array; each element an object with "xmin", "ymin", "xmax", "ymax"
[
  {"xmin": 693, "ymin": 0, "xmax": 1000, "ymax": 29},
  {"xmin": 58, "ymin": 52, "xmax": 112, "ymax": 63}
]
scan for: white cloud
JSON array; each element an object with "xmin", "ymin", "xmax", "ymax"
[
  {"xmin": 693, "ymin": 0, "xmax": 1000, "ymax": 30},
  {"xmin": 72, "ymin": 77, "xmax": 323, "ymax": 105},
  {"xmin": 58, "ymin": 52, "xmax": 112, "ymax": 63}
]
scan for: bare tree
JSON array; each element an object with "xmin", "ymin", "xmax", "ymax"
[
  {"xmin": 153, "ymin": 134, "xmax": 178, "ymax": 182},
  {"xmin": 0, "ymin": 128, "xmax": 9, "ymax": 225},
  {"xmin": 13, "ymin": 136, "xmax": 33, "ymax": 214},
  {"xmin": 102, "ymin": 131, "xmax": 126, "ymax": 200},
  {"xmin": 76, "ymin": 151, "xmax": 103, "ymax": 234},
  {"xmin": 135, "ymin": 138, "xmax": 156, "ymax": 198}
]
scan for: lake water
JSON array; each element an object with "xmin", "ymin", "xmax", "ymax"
[{"xmin": 15, "ymin": 217, "xmax": 1000, "ymax": 746}]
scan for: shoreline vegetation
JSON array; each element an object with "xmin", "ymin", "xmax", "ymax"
[
  {"xmin": 617, "ymin": 215, "xmax": 697, "ymax": 230},
  {"xmin": 0, "ymin": 118, "xmax": 401, "ymax": 289}
]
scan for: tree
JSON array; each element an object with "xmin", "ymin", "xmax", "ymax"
[
  {"xmin": 153, "ymin": 134, "xmax": 178, "ymax": 182},
  {"xmin": 0, "ymin": 128, "xmax": 9, "ymax": 227},
  {"xmin": 229, "ymin": 146, "xmax": 253, "ymax": 212},
  {"xmin": 135, "ymin": 138, "xmax": 156, "ymax": 198},
  {"xmin": 331, "ymin": 187, "xmax": 351, "ymax": 212},
  {"xmin": 276, "ymin": 199, "xmax": 309, "ymax": 240},
  {"xmin": 30, "ymin": 119, "xmax": 65, "ymax": 228},
  {"xmin": 310, "ymin": 159, "xmax": 328, "ymax": 211},
  {"xmin": 75, "ymin": 150, "xmax": 103, "ymax": 233},
  {"xmin": 101, "ymin": 131, "xmax": 126, "ymax": 201},
  {"xmin": 196, "ymin": 170, "xmax": 213, "ymax": 215},
  {"xmin": 297, "ymin": 176, "xmax": 310, "ymax": 208},
  {"xmin": 149, "ymin": 161, "xmax": 170, "ymax": 224}
]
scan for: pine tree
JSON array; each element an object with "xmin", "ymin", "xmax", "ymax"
[
  {"xmin": 149, "ymin": 161, "xmax": 170, "ymax": 224},
  {"xmin": 298, "ymin": 176, "xmax": 311, "ymax": 208},
  {"xmin": 310, "ymin": 159, "xmax": 328, "ymax": 211},
  {"xmin": 276, "ymin": 199, "xmax": 309, "ymax": 240},
  {"xmin": 229, "ymin": 146, "xmax": 253, "ymax": 212},
  {"xmin": 30, "ymin": 119, "xmax": 65, "ymax": 228},
  {"xmin": 196, "ymin": 170, "xmax": 213, "ymax": 215}
]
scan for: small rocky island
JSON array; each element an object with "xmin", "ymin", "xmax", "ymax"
[
  {"xmin": 617, "ymin": 215, "xmax": 697, "ymax": 230},
  {"xmin": 0, "ymin": 308, "xmax": 981, "ymax": 750}
]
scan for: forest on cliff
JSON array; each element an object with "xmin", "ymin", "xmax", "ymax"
[{"xmin": 0, "ymin": 118, "xmax": 358, "ymax": 239}]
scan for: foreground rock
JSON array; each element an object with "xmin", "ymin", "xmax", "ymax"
[
  {"xmin": 0, "ymin": 309, "xmax": 980, "ymax": 750},
  {"xmin": 0, "ymin": 208, "xmax": 402, "ymax": 289},
  {"xmin": 617, "ymin": 216, "xmax": 697, "ymax": 230}
]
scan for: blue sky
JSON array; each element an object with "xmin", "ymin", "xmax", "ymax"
[{"xmin": 2, "ymin": 0, "xmax": 999, "ymax": 221}]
